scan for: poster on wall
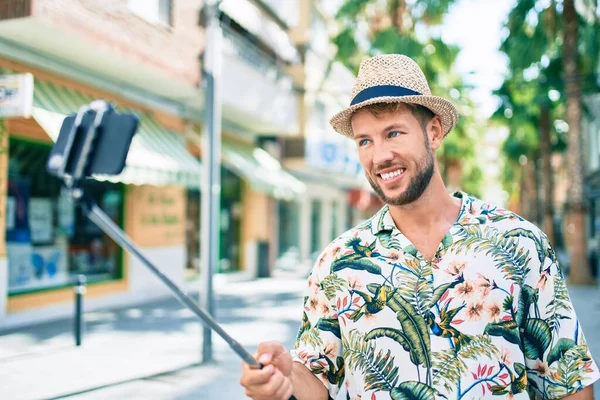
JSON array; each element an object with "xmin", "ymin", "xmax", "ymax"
[
  {"xmin": 6, "ymin": 179, "xmax": 31, "ymax": 244},
  {"xmin": 58, "ymin": 195, "xmax": 75, "ymax": 238},
  {"xmin": 127, "ymin": 185, "xmax": 185, "ymax": 247},
  {"xmin": 7, "ymin": 242, "xmax": 69, "ymax": 293},
  {"xmin": 5, "ymin": 196, "xmax": 15, "ymax": 231},
  {"xmin": 7, "ymin": 242, "xmax": 33, "ymax": 289},
  {"xmin": 29, "ymin": 198, "xmax": 54, "ymax": 244},
  {"xmin": 0, "ymin": 73, "xmax": 34, "ymax": 118}
]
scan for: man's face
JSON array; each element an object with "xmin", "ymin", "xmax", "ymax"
[{"xmin": 351, "ymin": 105, "xmax": 438, "ymax": 206}]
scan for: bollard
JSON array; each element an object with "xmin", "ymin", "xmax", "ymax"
[{"xmin": 74, "ymin": 274, "xmax": 87, "ymax": 346}]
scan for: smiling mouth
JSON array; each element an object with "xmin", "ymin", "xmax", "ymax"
[{"xmin": 378, "ymin": 168, "xmax": 406, "ymax": 181}]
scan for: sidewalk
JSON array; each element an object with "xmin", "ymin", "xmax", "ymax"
[
  {"xmin": 1, "ymin": 279, "xmax": 600, "ymax": 400},
  {"xmin": 0, "ymin": 276, "xmax": 308, "ymax": 400}
]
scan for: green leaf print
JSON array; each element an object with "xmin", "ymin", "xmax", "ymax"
[
  {"xmin": 390, "ymin": 381, "xmax": 437, "ymax": 400},
  {"xmin": 522, "ymin": 318, "xmax": 552, "ymax": 360},
  {"xmin": 451, "ymin": 225, "xmax": 531, "ymax": 286},
  {"xmin": 297, "ymin": 327, "xmax": 324, "ymax": 349},
  {"xmin": 502, "ymin": 295, "xmax": 514, "ymax": 312},
  {"xmin": 364, "ymin": 348, "xmax": 400, "ymax": 391},
  {"xmin": 343, "ymin": 330, "xmax": 400, "ymax": 392},
  {"xmin": 403, "ymin": 244, "xmax": 419, "ymax": 258},
  {"xmin": 386, "ymin": 292, "xmax": 432, "ymax": 381},
  {"xmin": 504, "ymin": 227, "xmax": 551, "ymax": 266},
  {"xmin": 376, "ymin": 208, "xmax": 389, "ymax": 232},
  {"xmin": 316, "ymin": 317, "xmax": 341, "ymax": 339},
  {"xmin": 546, "ymin": 274, "xmax": 572, "ymax": 330},
  {"xmin": 331, "ymin": 258, "xmax": 382, "ymax": 275},
  {"xmin": 393, "ymin": 258, "xmax": 433, "ymax": 318},
  {"xmin": 516, "ymin": 285, "xmax": 538, "ymax": 328},
  {"xmin": 484, "ymin": 320, "xmax": 521, "ymax": 345},
  {"xmin": 365, "ymin": 328, "xmax": 412, "ymax": 358},
  {"xmin": 430, "ymin": 282, "xmax": 454, "ymax": 306},
  {"xmin": 440, "ymin": 232, "xmax": 453, "ymax": 251},
  {"xmin": 547, "ymin": 346, "xmax": 591, "ymax": 399},
  {"xmin": 320, "ymin": 274, "xmax": 349, "ymax": 301},
  {"xmin": 432, "ymin": 335, "xmax": 499, "ymax": 393},
  {"xmin": 547, "ymin": 338, "xmax": 577, "ymax": 366},
  {"xmin": 376, "ymin": 231, "xmax": 403, "ymax": 250}
]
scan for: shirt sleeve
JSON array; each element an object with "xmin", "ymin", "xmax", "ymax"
[
  {"xmin": 290, "ymin": 245, "xmax": 344, "ymax": 399},
  {"xmin": 522, "ymin": 236, "xmax": 600, "ymax": 399}
]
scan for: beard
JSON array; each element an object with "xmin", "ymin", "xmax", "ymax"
[{"xmin": 367, "ymin": 142, "xmax": 435, "ymax": 206}]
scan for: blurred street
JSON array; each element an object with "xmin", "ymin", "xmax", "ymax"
[
  {"xmin": 1, "ymin": 0, "xmax": 600, "ymax": 399},
  {"xmin": 0, "ymin": 275, "xmax": 306, "ymax": 400},
  {"xmin": 1, "ymin": 276, "xmax": 600, "ymax": 400}
]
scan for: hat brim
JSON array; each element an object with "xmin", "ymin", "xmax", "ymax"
[{"xmin": 329, "ymin": 95, "xmax": 459, "ymax": 139}]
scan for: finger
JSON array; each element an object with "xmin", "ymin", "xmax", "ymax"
[
  {"xmin": 274, "ymin": 375, "xmax": 293, "ymax": 400},
  {"xmin": 241, "ymin": 364, "xmax": 275, "ymax": 387},
  {"xmin": 260, "ymin": 368, "xmax": 286, "ymax": 398},
  {"xmin": 257, "ymin": 341, "xmax": 285, "ymax": 364},
  {"xmin": 282, "ymin": 383, "xmax": 294, "ymax": 400}
]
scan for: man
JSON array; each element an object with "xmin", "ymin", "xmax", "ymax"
[{"xmin": 239, "ymin": 54, "xmax": 599, "ymax": 399}]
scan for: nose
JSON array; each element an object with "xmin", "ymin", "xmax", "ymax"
[{"xmin": 372, "ymin": 143, "xmax": 394, "ymax": 166}]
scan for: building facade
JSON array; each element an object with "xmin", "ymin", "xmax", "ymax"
[{"xmin": 0, "ymin": 0, "xmax": 315, "ymax": 329}]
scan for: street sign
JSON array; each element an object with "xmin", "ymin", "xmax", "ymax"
[{"xmin": 0, "ymin": 73, "xmax": 34, "ymax": 118}]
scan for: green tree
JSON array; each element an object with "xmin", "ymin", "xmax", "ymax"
[{"xmin": 496, "ymin": 0, "xmax": 600, "ymax": 283}]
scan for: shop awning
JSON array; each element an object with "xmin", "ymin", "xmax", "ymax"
[
  {"xmin": 222, "ymin": 139, "xmax": 305, "ymax": 200},
  {"xmin": 30, "ymin": 79, "xmax": 202, "ymax": 188}
]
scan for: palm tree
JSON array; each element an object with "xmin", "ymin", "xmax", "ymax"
[
  {"xmin": 497, "ymin": 0, "xmax": 600, "ymax": 283},
  {"xmin": 562, "ymin": 0, "xmax": 593, "ymax": 284}
]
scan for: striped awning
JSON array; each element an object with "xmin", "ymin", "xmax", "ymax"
[
  {"xmin": 222, "ymin": 138, "xmax": 305, "ymax": 200},
  {"xmin": 30, "ymin": 79, "xmax": 202, "ymax": 188}
]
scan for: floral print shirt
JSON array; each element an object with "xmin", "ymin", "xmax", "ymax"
[{"xmin": 291, "ymin": 192, "xmax": 599, "ymax": 399}]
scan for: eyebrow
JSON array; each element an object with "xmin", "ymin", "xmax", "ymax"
[
  {"xmin": 382, "ymin": 123, "xmax": 409, "ymax": 132},
  {"xmin": 354, "ymin": 134, "xmax": 371, "ymax": 141},
  {"xmin": 354, "ymin": 123, "xmax": 410, "ymax": 139}
]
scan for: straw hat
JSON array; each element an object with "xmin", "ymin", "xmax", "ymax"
[{"xmin": 330, "ymin": 54, "xmax": 459, "ymax": 138}]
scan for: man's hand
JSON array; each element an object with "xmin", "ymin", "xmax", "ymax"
[{"xmin": 240, "ymin": 341, "xmax": 294, "ymax": 400}]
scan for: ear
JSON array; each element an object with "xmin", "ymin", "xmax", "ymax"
[{"xmin": 428, "ymin": 115, "xmax": 444, "ymax": 150}]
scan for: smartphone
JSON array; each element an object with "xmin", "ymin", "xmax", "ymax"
[{"xmin": 47, "ymin": 103, "xmax": 139, "ymax": 178}]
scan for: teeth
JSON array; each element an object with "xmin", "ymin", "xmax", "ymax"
[{"xmin": 381, "ymin": 169, "xmax": 405, "ymax": 181}]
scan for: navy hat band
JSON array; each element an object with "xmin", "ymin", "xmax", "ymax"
[{"xmin": 350, "ymin": 85, "xmax": 422, "ymax": 106}]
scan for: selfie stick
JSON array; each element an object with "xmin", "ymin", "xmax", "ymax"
[{"xmin": 50, "ymin": 102, "xmax": 292, "ymax": 378}]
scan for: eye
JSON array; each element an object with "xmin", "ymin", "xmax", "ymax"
[
  {"xmin": 388, "ymin": 131, "xmax": 402, "ymax": 138},
  {"xmin": 358, "ymin": 138, "xmax": 371, "ymax": 146}
]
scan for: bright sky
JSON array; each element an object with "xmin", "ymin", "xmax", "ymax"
[{"xmin": 441, "ymin": 0, "xmax": 516, "ymax": 119}]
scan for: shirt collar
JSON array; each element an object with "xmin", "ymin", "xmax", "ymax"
[
  {"xmin": 370, "ymin": 205, "xmax": 396, "ymax": 235},
  {"xmin": 369, "ymin": 191, "xmax": 472, "ymax": 236}
]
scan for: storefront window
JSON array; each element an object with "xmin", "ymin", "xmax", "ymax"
[
  {"xmin": 6, "ymin": 139, "xmax": 123, "ymax": 295},
  {"xmin": 331, "ymin": 200, "xmax": 338, "ymax": 240},
  {"xmin": 276, "ymin": 200, "xmax": 300, "ymax": 270},
  {"xmin": 185, "ymin": 189, "xmax": 201, "ymax": 277},
  {"xmin": 219, "ymin": 166, "xmax": 242, "ymax": 273},
  {"xmin": 310, "ymin": 199, "xmax": 322, "ymax": 261}
]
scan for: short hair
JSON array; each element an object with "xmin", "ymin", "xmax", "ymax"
[{"xmin": 358, "ymin": 102, "xmax": 435, "ymax": 131}]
